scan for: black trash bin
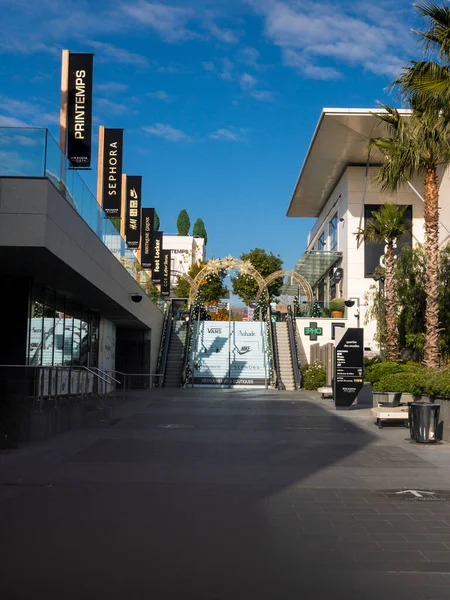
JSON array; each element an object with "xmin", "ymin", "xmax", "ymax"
[{"xmin": 409, "ymin": 402, "xmax": 440, "ymax": 443}]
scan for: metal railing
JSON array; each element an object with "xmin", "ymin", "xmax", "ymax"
[
  {"xmin": 269, "ymin": 310, "xmax": 282, "ymax": 390},
  {"xmin": 287, "ymin": 306, "xmax": 302, "ymax": 390},
  {"xmin": 155, "ymin": 301, "xmax": 173, "ymax": 387},
  {"xmin": 181, "ymin": 306, "xmax": 194, "ymax": 387}
]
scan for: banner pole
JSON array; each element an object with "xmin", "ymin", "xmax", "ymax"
[
  {"xmin": 59, "ymin": 49, "xmax": 69, "ymax": 155},
  {"xmin": 120, "ymin": 174, "xmax": 127, "ymax": 239},
  {"xmin": 97, "ymin": 126, "xmax": 105, "ymax": 207}
]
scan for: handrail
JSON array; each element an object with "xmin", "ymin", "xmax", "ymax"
[
  {"xmin": 160, "ymin": 315, "xmax": 173, "ymax": 387},
  {"xmin": 89, "ymin": 367, "xmax": 121, "ymax": 385},
  {"xmin": 156, "ymin": 301, "xmax": 172, "ymax": 385},
  {"xmin": 287, "ymin": 306, "xmax": 301, "ymax": 390},
  {"xmin": 269, "ymin": 310, "xmax": 283, "ymax": 390},
  {"xmin": 181, "ymin": 305, "xmax": 194, "ymax": 386},
  {"xmin": 265, "ymin": 308, "xmax": 278, "ymax": 389}
]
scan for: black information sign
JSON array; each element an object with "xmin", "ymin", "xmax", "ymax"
[
  {"xmin": 333, "ymin": 328, "xmax": 364, "ymax": 409},
  {"xmin": 67, "ymin": 53, "xmax": 94, "ymax": 168},
  {"xmin": 125, "ymin": 175, "xmax": 142, "ymax": 249},
  {"xmin": 151, "ymin": 231, "xmax": 163, "ymax": 283},
  {"xmin": 141, "ymin": 208, "xmax": 154, "ymax": 269},
  {"xmin": 102, "ymin": 128, "xmax": 123, "ymax": 216},
  {"xmin": 161, "ymin": 250, "xmax": 171, "ymax": 296}
]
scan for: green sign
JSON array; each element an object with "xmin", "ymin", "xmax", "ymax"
[{"xmin": 304, "ymin": 327, "xmax": 323, "ymax": 336}]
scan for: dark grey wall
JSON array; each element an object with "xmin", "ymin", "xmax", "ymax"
[
  {"xmin": 0, "ymin": 177, "xmax": 164, "ymax": 373},
  {"xmin": 0, "ymin": 275, "xmax": 30, "ymax": 365}
]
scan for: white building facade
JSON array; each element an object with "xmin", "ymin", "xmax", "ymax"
[
  {"xmin": 287, "ymin": 109, "xmax": 433, "ymax": 351},
  {"xmin": 162, "ymin": 234, "xmax": 206, "ymax": 289}
]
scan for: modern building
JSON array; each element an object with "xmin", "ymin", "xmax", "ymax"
[
  {"xmin": 162, "ymin": 233, "xmax": 206, "ymax": 289},
  {"xmin": 287, "ymin": 108, "xmax": 432, "ymax": 350},
  {"xmin": 0, "ymin": 127, "xmax": 165, "ymax": 380}
]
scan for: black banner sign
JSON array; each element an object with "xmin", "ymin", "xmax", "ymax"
[
  {"xmin": 141, "ymin": 208, "xmax": 155, "ymax": 268},
  {"xmin": 161, "ymin": 250, "xmax": 171, "ymax": 296},
  {"xmin": 151, "ymin": 231, "xmax": 163, "ymax": 283},
  {"xmin": 364, "ymin": 205, "xmax": 412, "ymax": 277},
  {"xmin": 125, "ymin": 176, "xmax": 142, "ymax": 249},
  {"xmin": 67, "ymin": 53, "xmax": 94, "ymax": 168},
  {"xmin": 333, "ymin": 328, "xmax": 364, "ymax": 410},
  {"xmin": 102, "ymin": 128, "xmax": 123, "ymax": 215}
]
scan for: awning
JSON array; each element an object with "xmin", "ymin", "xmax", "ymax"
[{"xmin": 292, "ymin": 251, "xmax": 342, "ymax": 288}]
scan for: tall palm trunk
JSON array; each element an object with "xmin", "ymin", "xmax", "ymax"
[
  {"xmin": 384, "ymin": 241, "xmax": 400, "ymax": 361},
  {"xmin": 423, "ymin": 166, "xmax": 441, "ymax": 368}
]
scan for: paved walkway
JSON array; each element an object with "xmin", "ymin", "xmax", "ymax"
[{"xmin": 1, "ymin": 389, "xmax": 450, "ymax": 599}]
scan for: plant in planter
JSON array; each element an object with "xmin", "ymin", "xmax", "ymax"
[
  {"xmin": 329, "ymin": 298, "xmax": 345, "ymax": 318},
  {"xmin": 373, "ymin": 371, "xmax": 427, "ymax": 405},
  {"xmin": 302, "ymin": 361, "xmax": 326, "ymax": 391}
]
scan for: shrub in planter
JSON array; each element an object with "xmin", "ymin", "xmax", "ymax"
[
  {"xmin": 329, "ymin": 298, "xmax": 345, "ymax": 314},
  {"xmin": 302, "ymin": 361, "xmax": 327, "ymax": 391},
  {"xmin": 373, "ymin": 372, "xmax": 426, "ymax": 396},
  {"xmin": 365, "ymin": 362, "xmax": 404, "ymax": 384},
  {"xmin": 424, "ymin": 369, "xmax": 450, "ymax": 398}
]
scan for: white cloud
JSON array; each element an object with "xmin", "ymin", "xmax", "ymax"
[
  {"xmin": 120, "ymin": 1, "xmax": 196, "ymax": 42},
  {"xmin": 143, "ymin": 123, "xmax": 191, "ymax": 141},
  {"xmin": 87, "ymin": 41, "xmax": 148, "ymax": 67},
  {"xmin": 147, "ymin": 90, "xmax": 172, "ymax": 101},
  {"xmin": 240, "ymin": 72, "xmax": 258, "ymax": 90},
  {"xmin": 220, "ymin": 58, "xmax": 234, "ymax": 81},
  {"xmin": 96, "ymin": 82, "xmax": 129, "ymax": 93},
  {"xmin": 250, "ymin": 90, "xmax": 275, "ymax": 101},
  {"xmin": 237, "ymin": 46, "xmax": 270, "ymax": 71},
  {"xmin": 202, "ymin": 61, "xmax": 215, "ymax": 71},
  {"xmin": 96, "ymin": 98, "xmax": 131, "ymax": 115},
  {"xmin": 203, "ymin": 20, "xmax": 240, "ymax": 44},
  {"xmin": 0, "ymin": 115, "xmax": 28, "ymax": 127},
  {"xmin": 209, "ymin": 126, "xmax": 247, "ymax": 142},
  {"xmin": 247, "ymin": 0, "xmax": 413, "ymax": 79}
]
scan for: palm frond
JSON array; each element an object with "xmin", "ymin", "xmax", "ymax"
[{"xmin": 413, "ymin": 2, "xmax": 450, "ymax": 59}]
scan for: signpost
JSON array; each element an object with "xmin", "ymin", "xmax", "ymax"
[{"xmin": 333, "ymin": 328, "xmax": 364, "ymax": 410}]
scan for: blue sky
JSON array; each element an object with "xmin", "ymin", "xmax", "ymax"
[{"xmin": 1, "ymin": 0, "xmax": 425, "ymax": 278}]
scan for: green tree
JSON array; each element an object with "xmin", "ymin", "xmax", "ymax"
[
  {"xmin": 154, "ymin": 210, "xmax": 160, "ymax": 231},
  {"xmin": 387, "ymin": 3, "xmax": 450, "ymax": 367},
  {"xmin": 175, "ymin": 260, "xmax": 228, "ymax": 303},
  {"xmin": 439, "ymin": 242, "xmax": 450, "ymax": 358},
  {"xmin": 177, "ymin": 209, "xmax": 190, "ymax": 236},
  {"xmin": 356, "ymin": 203, "xmax": 411, "ymax": 362},
  {"xmin": 368, "ymin": 105, "xmax": 450, "ymax": 368},
  {"xmin": 193, "ymin": 217, "xmax": 208, "ymax": 245},
  {"xmin": 231, "ymin": 248, "xmax": 283, "ymax": 305},
  {"xmin": 395, "ymin": 245, "xmax": 427, "ymax": 354}
]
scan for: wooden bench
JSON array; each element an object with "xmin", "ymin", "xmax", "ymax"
[
  {"xmin": 317, "ymin": 386, "xmax": 333, "ymax": 399},
  {"xmin": 371, "ymin": 406, "xmax": 409, "ymax": 429}
]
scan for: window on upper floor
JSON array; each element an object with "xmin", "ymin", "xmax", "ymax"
[
  {"xmin": 329, "ymin": 213, "xmax": 338, "ymax": 251},
  {"xmin": 318, "ymin": 231, "xmax": 326, "ymax": 251}
]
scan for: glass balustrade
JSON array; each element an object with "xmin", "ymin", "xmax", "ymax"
[{"xmin": 0, "ymin": 127, "xmax": 165, "ymax": 311}]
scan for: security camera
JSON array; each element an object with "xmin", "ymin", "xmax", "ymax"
[
  {"xmin": 130, "ymin": 293, "xmax": 143, "ymax": 303},
  {"xmin": 344, "ymin": 299, "xmax": 355, "ymax": 308}
]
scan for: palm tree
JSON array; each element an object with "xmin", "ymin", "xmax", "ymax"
[
  {"xmin": 356, "ymin": 203, "xmax": 411, "ymax": 362},
  {"xmin": 393, "ymin": 2, "xmax": 450, "ymax": 116},
  {"xmin": 368, "ymin": 105, "xmax": 450, "ymax": 368}
]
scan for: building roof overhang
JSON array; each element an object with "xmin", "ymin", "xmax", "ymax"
[{"xmin": 286, "ymin": 108, "xmax": 412, "ymax": 218}]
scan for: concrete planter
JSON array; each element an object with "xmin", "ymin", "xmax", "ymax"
[{"xmin": 373, "ymin": 391, "xmax": 401, "ymax": 407}]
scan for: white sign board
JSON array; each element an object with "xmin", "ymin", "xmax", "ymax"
[{"xmin": 190, "ymin": 321, "xmax": 268, "ymax": 388}]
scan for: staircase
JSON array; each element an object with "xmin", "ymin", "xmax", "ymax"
[
  {"xmin": 164, "ymin": 321, "xmax": 188, "ymax": 387},
  {"xmin": 274, "ymin": 322, "xmax": 296, "ymax": 391}
]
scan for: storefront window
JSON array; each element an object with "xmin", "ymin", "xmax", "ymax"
[
  {"xmin": 63, "ymin": 299, "xmax": 73, "ymax": 366},
  {"xmin": 27, "ymin": 283, "xmax": 100, "ymax": 368},
  {"xmin": 72, "ymin": 303, "xmax": 82, "ymax": 365},
  {"xmin": 329, "ymin": 214, "xmax": 338, "ymax": 251},
  {"xmin": 42, "ymin": 288, "xmax": 56, "ymax": 366}
]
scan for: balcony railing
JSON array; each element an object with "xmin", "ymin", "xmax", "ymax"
[{"xmin": 0, "ymin": 127, "xmax": 165, "ymax": 311}]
